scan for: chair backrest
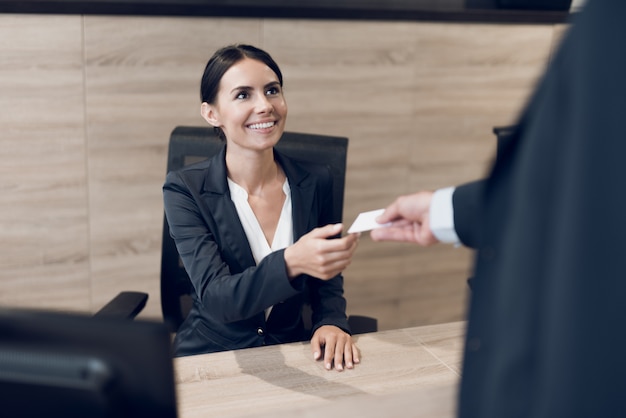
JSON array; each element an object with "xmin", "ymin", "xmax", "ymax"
[
  {"xmin": 492, "ymin": 125, "xmax": 518, "ymax": 162},
  {"xmin": 160, "ymin": 126, "xmax": 349, "ymax": 333}
]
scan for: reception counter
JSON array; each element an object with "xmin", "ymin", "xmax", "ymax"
[{"xmin": 174, "ymin": 321, "xmax": 465, "ymax": 418}]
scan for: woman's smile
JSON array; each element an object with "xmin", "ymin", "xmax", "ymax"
[{"xmin": 247, "ymin": 120, "xmax": 277, "ymax": 131}]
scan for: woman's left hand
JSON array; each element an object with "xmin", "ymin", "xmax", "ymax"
[{"xmin": 310, "ymin": 325, "xmax": 360, "ymax": 371}]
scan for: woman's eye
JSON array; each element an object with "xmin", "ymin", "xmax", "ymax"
[
  {"xmin": 235, "ymin": 91, "xmax": 249, "ymax": 100},
  {"xmin": 266, "ymin": 86, "xmax": 280, "ymax": 96}
]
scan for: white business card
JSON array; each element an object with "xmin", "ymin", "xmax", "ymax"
[{"xmin": 347, "ymin": 209, "xmax": 391, "ymax": 234}]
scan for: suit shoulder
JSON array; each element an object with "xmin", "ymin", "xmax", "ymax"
[
  {"xmin": 164, "ymin": 158, "xmax": 213, "ymax": 191},
  {"xmin": 277, "ymin": 152, "xmax": 333, "ymax": 183}
]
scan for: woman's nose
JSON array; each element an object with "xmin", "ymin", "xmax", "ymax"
[{"xmin": 255, "ymin": 94, "xmax": 273, "ymax": 113}]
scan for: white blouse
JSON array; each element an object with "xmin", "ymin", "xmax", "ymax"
[{"xmin": 227, "ymin": 177, "xmax": 293, "ymax": 319}]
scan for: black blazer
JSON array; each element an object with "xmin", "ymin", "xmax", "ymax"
[
  {"xmin": 163, "ymin": 146, "xmax": 349, "ymax": 357},
  {"xmin": 453, "ymin": 1, "xmax": 626, "ymax": 417}
]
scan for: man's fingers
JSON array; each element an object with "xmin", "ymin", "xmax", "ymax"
[
  {"xmin": 371, "ymin": 226, "xmax": 416, "ymax": 242},
  {"xmin": 375, "ymin": 203, "xmax": 399, "ymax": 224}
]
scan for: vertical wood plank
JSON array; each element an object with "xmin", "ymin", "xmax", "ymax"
[{"xmin": 0, "ymin": 15, "xmax": 90, "ymax": 311}]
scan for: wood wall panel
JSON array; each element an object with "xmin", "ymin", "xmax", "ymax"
[
  {"xmin": 398, "ymin": 23, "xmax": 554, "ymax": 328},
  {"xmin": 0, "ymin": 14, "xmax": 560, "ymax": 329},
  {"xmin": 0, "ymin": 15, "xmax": 90, "ymax": 311}
]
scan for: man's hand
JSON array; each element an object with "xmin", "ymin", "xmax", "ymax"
[{"xmin": 370, "ymin": 191, "xmax": 439, "ymax": 246}]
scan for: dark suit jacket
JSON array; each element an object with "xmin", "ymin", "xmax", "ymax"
[
  {"xmin": 163, "ymin": 146, "xmax": 350, "ymax": 357},
  {"xmin": 453, "ymin": 1, "xmax": 626, "ymax": 417}
]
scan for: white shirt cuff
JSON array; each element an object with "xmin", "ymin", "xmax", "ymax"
[{"xmin": 429, "ymin": 187, "xmax": 460, "ymax": 244}]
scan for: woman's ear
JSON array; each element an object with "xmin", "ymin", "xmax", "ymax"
[{"xmin": 201, "ymin": 102, "xmax": 220, "ymax": 127}]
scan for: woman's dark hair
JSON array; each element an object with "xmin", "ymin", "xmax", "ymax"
[{"xmin": 200, "ymin": 44, "xmax": 283, "ymax": 105}]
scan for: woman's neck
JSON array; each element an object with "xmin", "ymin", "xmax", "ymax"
[{"xmin": 226, "ymin": 148, "xmax": 282, "ymax": 196}]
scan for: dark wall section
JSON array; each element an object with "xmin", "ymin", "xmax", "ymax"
[{"xmin": 0, "ymin": 0, "xmax": 572, "ymax": 23}]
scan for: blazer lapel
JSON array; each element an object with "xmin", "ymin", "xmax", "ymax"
[
  {"xmin": 200, "ymin": 148, "xmax": 318, "ymax": 270},
  {"xmin": 201, "ymin": 146, "xmax": 256, "ymax": 271},
  {"xmin": 275, "ymin": 151, "xmax": 316, "ymax": 241}
]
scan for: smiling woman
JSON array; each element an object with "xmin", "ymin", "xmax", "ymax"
[
  {"xmin": 162, "ymin": 44, "xmax": 361, "ymax": 371},
  {"xmin": 200, "ymin": 50, "xmax": 287, "ymax": 154}
]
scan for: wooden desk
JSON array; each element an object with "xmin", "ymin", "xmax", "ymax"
[{"xmin": 174, "ymin": 321, "xmax": 465, "ymax": 418}]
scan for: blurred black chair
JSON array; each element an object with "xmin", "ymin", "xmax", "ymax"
[
  {"xmin": 161, "ymin": 126, "xmax": 377, "ymax": 335},
  {"xmin": 94, "ymin": 291, "xmax": 148, "ymax": 319},
  {"xmin": 1, "ymin": 304, "xmax": 176, "ymax": 418},
  {"xmin": 493, "ymin": 125, "xmax": 518, "ymax": 161}
]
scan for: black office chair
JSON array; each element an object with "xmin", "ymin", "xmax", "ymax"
[
  {"xmin": 160, "ymin": 126, "xmax": 377, "ymax": 335},
  {"xmin": 94, "ymin": 291, "xmax": 148, "ymax": 319},
  {"xmin": 493, "ymin": 125, "xmax": 518, "ymax": 161}
]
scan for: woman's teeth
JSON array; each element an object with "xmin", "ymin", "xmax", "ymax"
[{"xmin": 248, "ymin": 122, "xmax": 275, "ymax": 130}]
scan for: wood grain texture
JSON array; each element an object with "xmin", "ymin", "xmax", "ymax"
[
  {"xmin": 0, "ymin": 14, "xmax": 558, "ymax": 329},
  {"xmin": 0, "ymin": 15, "xmax": 90, "ymax": 312},
  {"xmin": 174, "ymin": 321, "xmax": 465, "ymax": 418}
]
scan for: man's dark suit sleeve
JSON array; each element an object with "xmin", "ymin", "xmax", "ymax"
[
  {"xmin": 457, "ymin": 1, "xmax": 626, "ymax": 417},
  {"xmin": 451, "ymin": 180, "xmax": 486, "ymax": 249}
]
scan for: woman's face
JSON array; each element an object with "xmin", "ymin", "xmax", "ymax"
[{"xmin": 202, "ymin": 57, "xmax": 287, "ymax": 152}]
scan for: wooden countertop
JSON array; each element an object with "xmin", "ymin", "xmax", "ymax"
[{"xmin": 174, "ymin": 321, "xmax": 466, "ymax": 418}]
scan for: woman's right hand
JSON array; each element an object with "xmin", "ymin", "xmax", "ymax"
[{"xmin": 284, "ymin": 224, "xmax": 359, "ymax": 280}]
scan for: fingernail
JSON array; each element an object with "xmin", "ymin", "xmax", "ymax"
[
  {"xmin": 326, "ymin": 363, "xmax": 331, "ymax": 370},
  {"xmin": 313, "ymin": 351, "xmax": 319, "ymax": 360}
]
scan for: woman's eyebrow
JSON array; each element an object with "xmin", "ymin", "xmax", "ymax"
[
  {"xmin": 229, "ymin": 81, "xmax": 279, "ymax": 95},
  {"xmin": 229, "ymin": 85, "xmax": 251, "ymax": 94}
]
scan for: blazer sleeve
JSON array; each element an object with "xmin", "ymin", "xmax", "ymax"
[
  {"xmin": 163, "ymin": 169, "xmax": 302, "ymax": 324},
  {"xmin": 304, "ymin": 167, "xmax": 350, "ymax": 334},
  {"xmin": 452, "ymin": 179, "xmax": 486, "ymax": 249}
]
